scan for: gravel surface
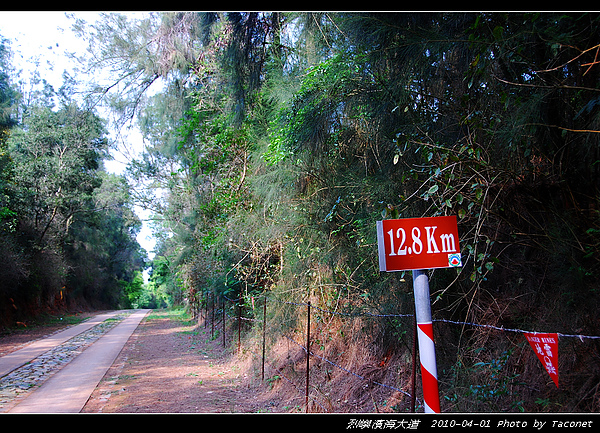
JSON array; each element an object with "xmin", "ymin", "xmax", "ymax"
[
  {"xmin": 0, "ymin": 309, "xmax": 289, "ymax": 414},
  {"xmin": 0, "ymin": 312, "xmax": 131, "ymax": 412}
]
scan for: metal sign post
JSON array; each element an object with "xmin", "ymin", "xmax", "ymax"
[
  {"xmin": 412, "ymin": 269, "xmax": 440, "ymax": 413},
  {"xmin": 377, "ymin": 215, "xmax": 462, "ymax": 414}
]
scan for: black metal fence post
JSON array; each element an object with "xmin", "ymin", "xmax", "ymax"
[
  {"xmin": 306, "ymin": 300, "xmax": 311, "ymax": 413},
  {"xmin": 262, "ymin": 296, "xmax": 267, "ymax": 381}
]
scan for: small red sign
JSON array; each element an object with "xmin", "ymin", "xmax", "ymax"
[
  {"xmin": 377, "ymin": 216, "xmax": 462, "ymax": 272},
  {"xmin": 524, "ymin": 332, "xmax": 559, "ymax": 388}
]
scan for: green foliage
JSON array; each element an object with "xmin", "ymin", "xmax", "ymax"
[
  {"xmin": 0, "ymin": 42, "xmax": 146, "ymax": 324},
  {"xmin": 58, "ymin": 12, "xmax": 600, "ymax": 411},
  {"xmin": 444, "ymin": 349, "xmax": 525, "ymax": 412},
  {"xmin": 119, "ymin": 271, "xmax": 145, "ymax": 308},
  {"xmin": 468, "ymin": 350, "xmax": 524, "ymax": 411}
]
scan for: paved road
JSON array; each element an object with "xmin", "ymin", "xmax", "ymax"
[
  {"xmin": 0, "ymin": 310, "xmax": 127, "ymax": 379},
  {"xmin": 6, "ymin": 309, "xmax": 150, "ymax": 413}
]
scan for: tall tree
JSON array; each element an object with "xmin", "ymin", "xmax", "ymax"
[{"xmin": 9, "ymin": 103, "xmax": 107, "ymax": 246}]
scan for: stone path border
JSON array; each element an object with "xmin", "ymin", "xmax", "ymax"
[
  {"xmin": 0, "ymin": 310, "xmax": 127, "ymax": 379},
  {"xmin": 1, "ymin": 309, "xmax": 150, "ymax": 413}
]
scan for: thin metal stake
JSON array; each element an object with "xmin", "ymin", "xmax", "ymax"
[
  {"xmin": 198, "ymin": 296, "xmax": 202, "ymax": 326},
  {"xmin": 262, "ymin": 297, "xmax": 267, "ymax": 381},
  {"xmin": 222, "ymin": 299, "xmax": 225, "ymax": 347},
  {"xmin": 204, "ymin": 295, "xmax": 208, "ymax": 329},
  {"xmin": 238, "ymin": 301, "xmax": 241, "ymax": 353},
  {"xmin": 306, "ymin": 300, "xmax": 311, "ymax": 413},
  {"xmin": 411, "ymin": 314, "xmax": 417, "ymax": 412}
]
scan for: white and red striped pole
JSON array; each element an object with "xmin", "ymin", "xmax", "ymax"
[{"xmin": 412, "ymin": 269, "xmax": 441, "ymax": 413}]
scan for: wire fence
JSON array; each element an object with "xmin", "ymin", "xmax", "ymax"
[{"xmin": 194, "ymin": 291, "xmax": 600, "ymax": 413}]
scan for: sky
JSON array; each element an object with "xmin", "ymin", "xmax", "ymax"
[
  {"xmin": 0, "ymin": 11, "xmax": 157, "ymax": 259},
  {"xmin": 0, "ymin": 12, "xmax": 87, "ymax": 83}
]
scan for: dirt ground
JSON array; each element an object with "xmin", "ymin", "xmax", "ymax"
[
  {"xmin": 0, "ymin": 309, "xmax": 399, "ymax": 415},
  {"xmin": 81, "ymin": 309, "xmax": 275, "ymax": 413}
]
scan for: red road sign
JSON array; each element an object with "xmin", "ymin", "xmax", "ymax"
[{"xmin": 377, "ymin": 216, "xmax": 462, "ymax": 272}]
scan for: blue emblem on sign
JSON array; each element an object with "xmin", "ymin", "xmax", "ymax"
[{"xmin": 448, "ymin": 253, "xmax": 461, "ymax": 267}]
